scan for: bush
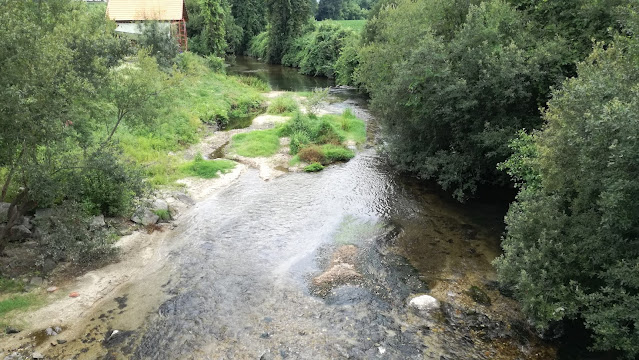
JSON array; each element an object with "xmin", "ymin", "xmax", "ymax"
[
  {"xmin": 304, "ymin": 162, "xmax": 325, "ymax": 172},
  {"xmin": 34, "ymin": 202, "xmax": 118, "ymax": 265},
  {"xmin": 205, "ymin": 55, "xmax": 226, "ymax": 73},
  {"xmin": 138, "ymin": 21, "xmax": 179, "ymax": 69},
  {"xmin": 267, "ymin": 95, "xmax": 299, "ymax": 114},
  {"xmin": 176, "ymin": 52, "xmax": 210, "ymax": 75},
  {"xmin": 289, "ymin": 131, "xmax": 311, "ymax": 155},
  {"xmin": 234, "ymin": 75, "xmax": 271, "ymax": 92},
  {"xmin": 247, "ymin": 31, "xmax": 268, "ymax": 59},
  {"xmin": 321, "ymin": 144, "xmax": 354, "ymax": 162},
  {"xmin": 154, "ymin": 209, "xmax": 171, "ymax": 221},
  {"xmin": 298, "ymin": 145, "xmax": 326, "ymax": 163},
  {"xmin": 314, "ymin": 120, "xmax": 344, "ymax": 144}
]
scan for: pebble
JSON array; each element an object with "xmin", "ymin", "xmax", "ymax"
[
  {"xmin": 45, "ymin": 327, "xmax": 58, "ymax": 336},
  {"xmin": 47, "ymin": 286, "xmax": 58, "ymax": 293},
  {"xmin": 5, "ymin": 326, "xmax": 20, "ymax": 334},
  {"xmin": 32, "ymin": 352, "xmax": 44, "ymax": 359},
  {"xmin": 69, "ymin": 292, "xmax": 80, "ymax": 298},
  {"xmin": 57, "ymin": 339, "xmax": 67, "ymax": 344}
]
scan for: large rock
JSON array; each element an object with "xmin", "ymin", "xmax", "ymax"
[
  {"xmin": 150, "ymin": 199, "xmax": 169, "ymax": 212},
  {"xmin": 10, "ymin": 225, "xmax": 32, "ymax": 241},
  {"xmin": 0, "ymin": 202, "xmax": 10, "ymax": 222},
  {"xmin": 90, "ymin": 214, "xmax": 106, "ymax": 229},
  {"xmin": 409, "ymin": 295, "xmax": 440, "ymax": 313},
  {"xmin": 131, "ymin": 209, "xmax": 159, "ymax": 226}
]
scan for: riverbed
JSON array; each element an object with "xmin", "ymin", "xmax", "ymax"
[{"xmin": 9, "ymin": 57, "xmax": 559, "ymax": 360}]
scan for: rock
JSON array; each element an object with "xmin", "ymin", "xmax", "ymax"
[
  {"xmin": 35, "ymin": 208, "xmax": 54, "ymax": 220},
  {"xmin": 56, "ymin": 339, "xmax": 67, "ymax": 344},
  {"xmin": 45, "ymin": 327, "xmax": 58, "ymax": 336},
  {"xmin": 174, "ymin": 193, "xmax": 195, "ymax": 205},
  {"xmin": 409, "ymin": 295, "xmax": 440, "ymax": 313},
  {"xmin": 46, "ymin": 286, "xmax": 58, "ymax": 293},
  {"xmin": 29, "ymin": 277, "xmax": 45, "ymax": 287},
  {"xmin": 5, "ymin": 326, "xmax": 20, "ymax": 334},
  {"xmin": 54, "ymin": 326, "xmax": 62, "ymax": 333},
  {"xmin": 21, "ymin": 216, "xmax": 33, "ymax": 230},
  {"xmin": 0, "ymin": 202, "xmax": 10, "ymax": 222},
  {"xmin": 10, "ymin": 225, "xmax": 32, "ymax": 241},
  {"xmin": 260, "ymin": 352, "xmax": 274, "ymax": 360},
  {"xmin": 131, "ymin": 208, "xmax": 159, "ymax": 226},
  {"xmin": 466, "ymin": 285, "xmax": 491, "ymax": 306},
  {"xmin": 69, "ymin": 292, "xmax": 80, "ymax": 298},
  {"xmin": 31, "ymin": 352, "xmax": 44, "ymax": 359},
  {"xmin": 4, "ymin": 352, "xmax": 22, "ymax": 360},
  {"xmin": 42, "ymin": 258, "xmax": 57, "ymax": 274},
  {"xmin": 150, "ymin": 199, "xmax": 168, "ymax": 212},
  {"xmin": 90, "ymin": 214, "xmax": 106, "ymax": 229},
  {"xmin": 312, "ymin": 263, "xmax": 361, "ymax": 289}
]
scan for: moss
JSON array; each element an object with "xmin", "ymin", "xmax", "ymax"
[
  {"xmin": 466, "ymin": 285, "xmax": 492, "ymax": 306},
  {"xmin": 179, "ymin": 153, "xmax": 236, "ymax": 179}
]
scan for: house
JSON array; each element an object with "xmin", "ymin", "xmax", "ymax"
[{"xmin": 106, "ymin": 0, "xmax": 188, "ymax": 51}]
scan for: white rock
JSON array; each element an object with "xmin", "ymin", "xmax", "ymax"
[
  {"xmin": 131, "ymin": 209, "xmax": 159, "ymax": 226},
  {"xmin": 150, "ymin": 199, "xmax": 169, "ymax": 212},
  {"xmin": 32, "ymin": 351, "xmax": 44, "ymax": 359},
  {"xmin": 90, "ymin": 214, "xmax": 106, "ymax": 229},
  {"xmin": 409, "ymin": 295, "xmax": 440, "ymax": 312}
]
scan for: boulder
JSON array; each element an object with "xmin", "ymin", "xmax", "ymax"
[
  {"xmin": 10, "ymin": 225, "xmax": 31, "ymax": 241},
  {"xmin": 150, "ymin": 199, "xmax": 169, "ymax": 212},
  {"xmin": 131, "ymin": 209, "xmax": 159, "ymax": 226},
  {"xmin": 174, "ymin": 192, "xmax": 195, "ymax": 205},
  {"xmin": 0, "ymin": 202, "xmax": 10, "ymax": 222},
  {"xmin": 30, "ymin": 277, "xmax": 46, "ymax": 287},
  {"xmin": 409, "ymin": 295, "xmax": 440, "ymax": 313},
  {"xmin": 90, "ymin": 214, "xmax": 106, "ymax": 229}
]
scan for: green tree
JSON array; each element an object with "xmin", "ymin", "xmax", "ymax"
[
  {"xmin": 265, "ymin": 0, "xmax": 311, "ymax": 63},
  {"xmin": 495, "ymin": 9, "xmax": 639, "ymax": 357},
  {"xmin": 317, "ymin": 0, "xmax": 343, "ymax": 20},
  {"xmin": 228, "ymin": 0, "xmax": 267, "ymax": 52},
  {"xmin": 201, "ymin": 0, "xmax": 228, "ymax": 57}
]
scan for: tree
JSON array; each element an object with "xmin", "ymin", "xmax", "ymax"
[
  {"xmin": 265, "ymin": 0, "xmax": 311, "ymax": 63},
  {"xmin": 228, "ymin": 0, "xmax": 267, "ymax": 52},
  {"xmin": 201, "ymin": 0, "xmax": 228, "ymax": 57},
  {"xmin": 358, "ymin": 0, "xmax": 542, "ymax": 200},
  {"xmin": 317, "ymin": 0, "xmax": 343, "ymax": 20},
  {"xmin": 495, "ymin": 8, "xmax": 639, "ymax": 357}
]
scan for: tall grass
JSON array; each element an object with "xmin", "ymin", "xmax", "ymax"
[
  {"xmin": 230, "ymin": 129, "xmax": 281, "ymax": 157},
  {"xmin": 267, "ymin": 95, "xmax": 299, "ymax": 114}
]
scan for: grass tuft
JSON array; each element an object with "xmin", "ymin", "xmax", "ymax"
[
  {"xmin": 179, "ymin": 153, "xmax": 236, "ymax": 178},
  {"xmin": 304, "ymin": 162, "xmax": 325, "ymax": 172},
  {"xmin": 267, "ymin": 95, "xmax": 299, "ymax": 114},
  {"xmin": 230, "ymin": 129, "xmax": 280, "ymax": 157}
]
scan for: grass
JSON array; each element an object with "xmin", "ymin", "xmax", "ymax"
[
  {"xmin": 267, "ymin": 95, "xmax": 299, "ymax": 114},
  {"xmin": 319, "ymin": 20, "xmax": 367, "ymax": 33},
  {"xmin": 153, "ymin": 209, "xmax": 171, "ymax": 221},
  {"xmin": 179, "ymin": 153, "xmax": 236, "ymax": 178},
  {"xmin": 0, "ymin": 278, "xmax": 25, "ymax": 294},
  {"xmin": 0, "ymin": 294, "xmax": 42, "ymax": 318},
  {"xmin": 115, "ymin": 53, "xmax": 266, "ymax": 186},
  {"xmin": 230, "ymin": 129, "xmax": 281, "ymax": 157},
  {"xmin": 304, "ymin": 162, "xmax": 325, "ymax": 172}
]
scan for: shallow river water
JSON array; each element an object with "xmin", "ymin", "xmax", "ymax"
[{"xmin": 41, "ymin": 57, "xmax": 562, "ymax": 360}]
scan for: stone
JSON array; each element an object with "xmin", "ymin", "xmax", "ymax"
[
  {"xmin": 54, "ymin": 326, "xmax": 62, "ymax": 333},
  {"xmin": 29, "ymin": 277, "xmax": 45, "ymax": 287},
  {"xmin": 174, "ymin": 192, "xmax": 195, "ymax": 205},
  {"xmin": 0, "ymin": 202, "xmax": 10, "ymax": 222},
  {"xmin": 47, "ymin": 286, "xmax": 58, "ymax": 293},
  {"xmin": 69, "ymin": 292, "xmax": 80, "ymax": 298},
  {"xmin": 10, "ymin": 225, "xmax": 32, "ymax": 241},
  {"xmin": 466, "ymin": 286, "xmax": 491, "ymax": 306},
  {"xmin": 90, "ymin": 214, "xmax": 106, "ymax": 229},
  {"xmin": 42, "ymin": 258, "xmax": 57, "ymax": 274},
  {"xmin": 32, "ymin": 352, "xmax": 44, "ymax": 359},
  {"xmin": 131, "ymin": 208, "xmax": 159, "ymax": 226},
  {"xmin": 21, "ymin": 216, "xmax": 33, "ymax": 230},
  {"xmin": 312, "ymin": 263, "xmax": 361, "ymax": 288},
  {"xmin": 5, "ymin": 326, "xmax": 20, "ymax": 334},
  {"xmin": 409, "ymin": 295, "xmax": 440, "ymax": 313},
  {"xmin": 45, "ymin": 327, "xmax": 58, "ymax": 336},
  {"xmin": 56, "ymin": 339, "xmax": 67, "ymax": 344},
  {"xmin": 150, "ymin": 199, "xmax": 169, "ymax": 212}
]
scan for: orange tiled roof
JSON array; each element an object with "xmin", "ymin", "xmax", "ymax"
[{"xmin": 106, "ymin": 0, "xmax": 187, "ymax": 21}]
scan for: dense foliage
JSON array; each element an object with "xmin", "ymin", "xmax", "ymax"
[
  {"xmin": 316, "ymin": 0, "xmax": 374, "ymax": 20},
  {"xmin": 495, "ymin": 11, "xmax": 639, "ymax": 357},
  {"xmin": 265, "ymin": 0, "xmax": 311, "ymax": 63}
]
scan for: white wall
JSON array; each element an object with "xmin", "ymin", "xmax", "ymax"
[{"xmin": 115, "ymin": 22, "xmax": 172, "ymax": 36}]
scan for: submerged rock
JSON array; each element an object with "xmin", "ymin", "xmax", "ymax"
[{"xmin": 408, "ymin": 295, "xmax": 440, "ymax": 313}]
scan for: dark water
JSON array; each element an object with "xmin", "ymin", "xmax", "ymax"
[{"xmin": 227, "ymin": 56, "xmax": 334, "ymax": 92}]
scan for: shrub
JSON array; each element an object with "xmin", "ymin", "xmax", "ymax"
[
  {"xmin": 298, "ymin": 145, "xmax": 326, "ymax": 163},
  {"xmin": 137, "ymin": 21, "xmax": 179, "ymax": 69},
  {"xmin": 247, "ymin": 31, "xmax": 268, "ymax": 59},
  {"xmin": 277, "ymin": 112, "xmax": 313, "ymax": 137},
  {"xmin": 289, "ymin": 131, "xmax": 311, "ymax": 155},
  {"xmin": 267, "ymin": 95, "xmax": 299, "ymax": 114},
  {"xmin": 304, "ymin": 162, "xmax": 325, "ymax": 172},
  {"xmin": 154, "ymin": 209, "xmax": 171, "ymax": 221},
  {"xmin": 176, "ymin": 52, "xmax": 210, "ymax": 75},
  {"xmin": 305, "ymin": 87, "xmax": 329, "ymax": 115},
  {"xmin": 314, "ymin": 120, "xmax": 344, "ymax": 144},
  {"xmin": 34, "ymin": 201, "xmax": 118, "ymax": 265},
  {"xmin": 322, "ymin": 144, "xmax": 354, "ymax": 163},
  {"xmin": 235, "ymin": 75, "xmax": 271, "ymax": 91},
  {"xmin": 204, "ymin": 55, "xmax": 226, "ymax": 73}
]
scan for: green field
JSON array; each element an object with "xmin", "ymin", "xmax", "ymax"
[{"xmin": 318, "ymin": 20, "xmax": 367, "ymax": 33}]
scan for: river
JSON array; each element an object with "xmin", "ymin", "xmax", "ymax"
[{"xmin": 40, "ymin": 56, "xmax": 562, "ymax": 359}]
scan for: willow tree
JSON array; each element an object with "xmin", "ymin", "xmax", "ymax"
[{"xmin": 201, "ymin": 0, "xmax": 227, "ymax": 57}]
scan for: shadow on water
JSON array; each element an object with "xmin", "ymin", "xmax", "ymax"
[{"xmin": 227, "ymin": 56, "xmax": 335, "ymax": 91}]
